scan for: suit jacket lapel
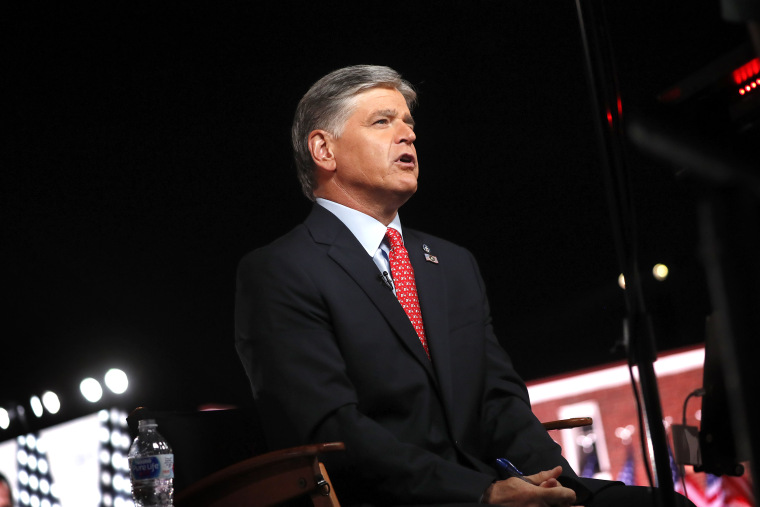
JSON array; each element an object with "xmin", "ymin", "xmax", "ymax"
[
  {"xmin": 405, "ymin": 230, "xmax": 455, "ymax": 419},
  {"xmin": 304, "ymin": 206, "xmax": 437, "ymax": 379}
]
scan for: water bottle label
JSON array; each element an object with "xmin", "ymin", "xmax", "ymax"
[{"xmin": 130, "ymin": 454, "xmax": 174, "ymax": 480}]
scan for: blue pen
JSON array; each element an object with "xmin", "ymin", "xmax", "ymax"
[{"xmin": 496, "ymin": 458, "xmax": 536, "ymax": 485}]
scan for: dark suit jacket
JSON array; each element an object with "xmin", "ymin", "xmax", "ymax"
[{"xmin": 235, "ymin": 205, "xmax": 605, "ymax": 505}]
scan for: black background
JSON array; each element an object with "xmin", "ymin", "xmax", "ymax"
[{"xmin": 3, "ymin": 2, "xmax": 748, "ymax": 429}]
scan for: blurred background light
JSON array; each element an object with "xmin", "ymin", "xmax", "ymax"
[
  {"xmin": 80, "ymin": 378, "xmax": 103, "ymax": 403},
  {"xmin": 618, "ymin": 273, "xmax": 626, "ymax": 289},
  {"xmin": 30, "ymin": 396, "xmax": 44, "ymax": 418},
  {"xmin": 0, "ymin": 407, "xmax": 9, "ymax": 429},
  {"xmin": 41, "ymin": 391, "xmax": 60, "ymax": 414},
  {"xmin": 615, "ymin": 424, "xmax": 635, "ymax": 445},
  {"xmin": 652, "ymin": 263, "xmax": 669, "ymax": 281},
  {"xmin": 104, "ymin": 369, "xmax": 129, "ymax": 394}
]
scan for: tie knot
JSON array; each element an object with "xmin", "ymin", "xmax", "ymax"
[{"xmin": 385, "ymin": 227, "xmax": 404, "ymax": 249}]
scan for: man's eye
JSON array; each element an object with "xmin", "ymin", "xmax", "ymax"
[{"xmin": 373, "ymin": 119, "xmax": 389, "ymax": 125}]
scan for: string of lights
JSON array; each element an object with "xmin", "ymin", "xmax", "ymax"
[
  {"xmin": 0, "ymin": 369, "xmax": 130, "ymax": 439},
  {"xmin": 1, "ymin": 369, "xmax": 135, "ymax": 506}
]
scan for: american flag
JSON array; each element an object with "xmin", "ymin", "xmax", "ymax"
[
  {"xmin": 616, "ymin": 448, "xmax": 635, "ymax": 485},
  {"xmin": 669, "ymin": 443, "xmax": 683, "ymax": 489},
  {"xmin": 667, "ymin": 439, "xmax": 757, "ymax": 507},
  {"xmin": 722, "ymin": 472, "xmax": 754, "ymax": 507},
  {"xmin": 667, "ymin": 469, "xmax": 755, "ymax": 507},
  {"xmin": 668, "ymin": 442, "xmax": 701, "ymax": 505},
  {"xmin": 580, "ymin": 450, "xmax": 599, "ymax": 478},
  {"xmin": 705, "ymin": 473, "xmax": 725, "ymax": 507},
  {"xmin": 679, "ymin": 474, "xmax": 708, "ymax": 507}
]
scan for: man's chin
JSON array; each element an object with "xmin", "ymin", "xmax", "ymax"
[
  {"xmin": 395, "ymin": 172, "xmax": 419, "ymax": 193},
  {"xmin": 390, "ymin": 184, "xmax": 417, "ymax": 208}
]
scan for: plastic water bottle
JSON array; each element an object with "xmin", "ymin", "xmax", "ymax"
[{"xmin": 128, "ymin": 419, "xmax": 174, "ymax": 506}]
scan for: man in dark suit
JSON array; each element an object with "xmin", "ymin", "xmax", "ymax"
[{"xmin": 235, "ymin": 65, "xmax": 694, "ymax": 506}]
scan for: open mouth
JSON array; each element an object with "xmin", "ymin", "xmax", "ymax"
[{"xmin": 398, "ymin": 154, "xmax": 415, "ymax": 164}]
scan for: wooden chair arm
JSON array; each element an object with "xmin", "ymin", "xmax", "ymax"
[
  {"xmin": 541, "ymin": 417, "xmax": 593, "ymax": 431},
  {"xmin": 175, "ymin": 442, "xmax": 345, "ymax": 507}
]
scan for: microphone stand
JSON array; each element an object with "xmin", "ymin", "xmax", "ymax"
[{"xmin": 573, "ymin": 1, "xmax": 676, "ymax": 504}]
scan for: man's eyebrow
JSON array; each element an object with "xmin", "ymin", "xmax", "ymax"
[{"xmin": 372, "ymin": 108, "xmax": 416, "ymax": 127}]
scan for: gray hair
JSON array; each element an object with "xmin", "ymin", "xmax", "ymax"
[{"xmin": 291, "ymin": 65, "xmax": 417, "ymax": 200}]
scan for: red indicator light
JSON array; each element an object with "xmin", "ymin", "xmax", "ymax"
[
  {"xmin": 732, "ymin": 58, "xmax": 760, "ymax": 84},
  {"xmin": 753, "ymin": 82, "xmax": 758, "ymax": 89},
  {"xmin": 740, "ymin": 89, "xmax": 746, "ymax": 95}
]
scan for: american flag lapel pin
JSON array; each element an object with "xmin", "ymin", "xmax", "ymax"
[{"xmin": 422, "ymin": 244, "xmax": 439, "ymax": 264}]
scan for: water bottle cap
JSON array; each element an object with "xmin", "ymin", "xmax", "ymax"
[{"xmin": 137, "ymin": 418, "xmax": 157, "ymax": 429}]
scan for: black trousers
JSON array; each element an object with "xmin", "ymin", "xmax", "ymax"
[{"xmin": 383, "ymin": 485, "xmax": 696, "ymax": 507}]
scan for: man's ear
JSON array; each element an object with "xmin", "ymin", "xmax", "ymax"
[{"xmin": 308, "ymin": 130, "xmax": 336, "ymax": 172}]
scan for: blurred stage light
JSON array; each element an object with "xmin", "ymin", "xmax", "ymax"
[
  {"xmin": 104, "ymin": 369, "xmax": 129, "ymax": 394},
  {"xmin": 652, "ymin": 263, "xmax": 669, "ymax": 281},
  {"xmin": 30, "ymin": 396, "xmax": 44, "ymax": 418},
  {"xmin": 0, "ymin": 407, "xmax": 9, "ymax": 429},
  {"xmin": 41, "ymin": 391, "xmax": 61, "ymax": 415},
  {"xmin": 617, "ymin": 273, "xmax": 626, "ymax": 289},
  {"xmin": 615, "ymin": 424, "xmax": 635, "ymax": 445},
  {"xmin": 80, "ymin": 378, "xmax": 104, "ymax": 403}
]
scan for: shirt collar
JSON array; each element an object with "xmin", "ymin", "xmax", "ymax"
[{"xmin": 316, "ymin": 198, "xmax": 403, "ymax": 256}]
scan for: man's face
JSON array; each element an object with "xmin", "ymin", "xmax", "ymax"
[{"xmin": 328, "ymin": 87, "xmax": 418, "ymax": 211}]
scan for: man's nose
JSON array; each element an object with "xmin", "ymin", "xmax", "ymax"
[{"xmin": 397, "ymin": 122, "xmax": 416, "ymax": 144}]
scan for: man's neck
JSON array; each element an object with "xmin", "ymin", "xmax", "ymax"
[
  {"xmin": 316, "ymin": 197, "xmax": 399, "ymax": 228},
  {"xmin": 315, "ymin": 190, "xmax": 401, "ymax": 226}
]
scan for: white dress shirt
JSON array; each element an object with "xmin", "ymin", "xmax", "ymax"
[{"xmin": 316, "ymin": 198, "xmax": 403, "ymax": 291}]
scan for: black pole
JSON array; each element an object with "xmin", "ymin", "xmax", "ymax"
[
  {"xmin": 628, "ymin": 112, "xmax": 760, "ymax": 502},
  {"xmin": 573, "ymin": 0, "xmax": 675, "ymax": 504}
]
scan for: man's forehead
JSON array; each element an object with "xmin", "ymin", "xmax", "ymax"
[{"xmin": 352, "ymin": 87, "xmax": 413, "ymax": 119}]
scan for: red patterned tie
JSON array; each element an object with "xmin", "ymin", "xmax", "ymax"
[{"xmin": 386, "ymin": 227, "xmax": 430, "ymax": 359}]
